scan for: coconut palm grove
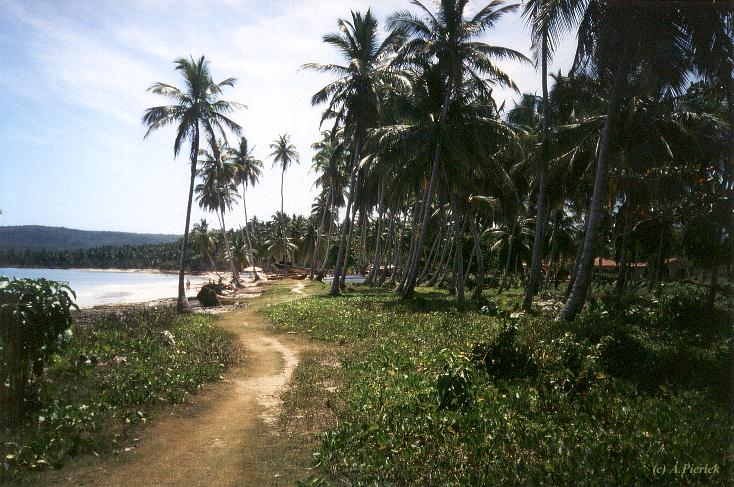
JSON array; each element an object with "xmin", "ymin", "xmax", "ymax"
[{"xmin": 1, "ymin": 1, "xmax": 732, "ymax": 485}]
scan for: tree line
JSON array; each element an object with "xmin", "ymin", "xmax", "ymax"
[
  {"xmin": 0, "ymin": 243, "xmax": 184, "ymax": 271},
  {"xmin": 142, "ymin": 0, "xmax": 731, "ymax": 319}
]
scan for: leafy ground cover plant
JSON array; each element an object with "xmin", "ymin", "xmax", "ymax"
[
  {"xmin": 1, "ymin": 306, "xmax": 238, "ymax": 481},
  {"xmin": 267, "ymin": 284, "xmax": 731, "ymax": 486}
]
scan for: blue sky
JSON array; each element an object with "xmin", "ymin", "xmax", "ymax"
[{"xmin": 0, "ymin": 0, "xmax": 575, "ymax": 234}]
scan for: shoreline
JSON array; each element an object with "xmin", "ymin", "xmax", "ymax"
[
  {"xmin": 76, "ymin": 278, "xmax": 266, "ymax": 313},
  {"xmin": 1, "ymin": 266, "xmax": 265, "ymax": 309},
  {"xmin": 0, "ymin": 265, "xmax": 217, "ymax": 276},
  {"xmin": 0, "ymin": 267, "xmax": 234, "ymax": 309}
]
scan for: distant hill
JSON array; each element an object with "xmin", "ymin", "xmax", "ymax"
[{"xmin": 0, "ymin": 226, "xmax": 180, "ymax": 250}]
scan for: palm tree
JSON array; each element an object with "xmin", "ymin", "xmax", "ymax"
[
  {"xmin": 229, "ymin": 232, "xmax": 249, "ymax": 272},
  {"xmin": 196, "ymin": 142, "xmax": 242, "ymax": 286},
  {"xmin": 521, "ymin": 0, "xmax": 581, "ymax": 310},
  {"xmin": 559, "ymin": 2, "xmax": 693, "ymax": 320},
  {"xmin": 685, "ymin": 6, "xmax": 734, "ymax": 279},
  {"xmin": 264, "ymin": 213, "xmax": 297, "ymax": 266},
  {"xmin": 142, "ymin": 55, "xmax": 242, "ymax": 311},
  {"xmin": 308, "ymin": 132, "xmax": 347, "ymax": 279},
  {"xmin": 388, "ymin": 0, "xmax": 528, "ymax": 299},
  {"xmin": 305, "ymin": 9, "xmax": 405, "ymax": 295},
  {"xmin": 191, "ymin": 219, "xmax": 218, "ymax": 271},
  {"xmin": 268, "ymin": 134, "xmax": 300, "ymax": 274},
  {"xmin": 232, "ymin": 136, "xmax": 263, "ymax": 281}
]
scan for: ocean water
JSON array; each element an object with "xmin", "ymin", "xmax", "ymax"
[
  {"xmin": 0, "ymin": 267, "xmax": 212, "ymax": 308},
  {"xmin": 323, "ymin": 275, "xmax": 366, "ymax": 284}
]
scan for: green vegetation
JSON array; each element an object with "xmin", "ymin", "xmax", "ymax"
[
  {"xmin": 1, "ymin": 307, "xmax": 237, "ymax": 482},
  {"xmin": 0, "ymin": 226, "xmax": 178, "ymax": 251},
  {"xmin": 266, "ymin": 284, "xmax": 731, "ymax": 485},
  {"xmin": 1, "ymin": 278, "xmax": 76, "ymax": 426},
  {"xmin": 129, "ymin": 1, "xmax": 730, "ymax": 320},
  {"xmin": 0, "ymin": 242, "xmax": 187, "ymax": 271},
  {"xmin": 3, "ymin": 0, "xmax": 731, "ymax": 483}
]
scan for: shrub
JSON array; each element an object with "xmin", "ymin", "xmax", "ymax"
[
  {"xmin": 472, "ymin": 322, "xmax": 537, "ymax": 381},
  {"xmin": 0, "ymin": 277, "xmax": 77, "ymax": 426},
  {"xmin": 656, "ymin": 284, "xmax": 730, "ymax": 335}
]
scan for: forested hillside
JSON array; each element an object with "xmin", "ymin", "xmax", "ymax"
[
  {"xmin": 0, "ymin": 242, "xmax": 192, "ymax": 271},
  {"xmin": 0, "ymin": 226, "xmax": 179, "ymax": 250}
]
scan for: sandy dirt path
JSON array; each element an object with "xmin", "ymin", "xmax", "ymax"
[{"xmin": 33, "ymin": 280, "xmax": 316, "ymax": 487}]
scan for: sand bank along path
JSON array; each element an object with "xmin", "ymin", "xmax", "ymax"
[{"xmin": 32, "ymin": 280, "xmax": 316, "ymax": 487}]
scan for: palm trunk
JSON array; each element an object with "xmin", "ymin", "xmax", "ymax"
[
  {"xmin": 406, "ymin": 198, "xmax": 425, "ymax": 287},
  {"xmin": 560, "ymin": 53, "xmax": 629, "ymax": 321},
  {"xmin": 330, "ymin": 139, "xmax": 361, "ymax": 295},
  {"xmin": 176, "ymin": 129, "xmax": 199, "ymax": 312},
  {"xmin": 341, "ymin": 201, "xmax": 359, "ymax": 288},
  {"xmin": 463, "ymin": 244, "xmax": 475, "ymax": 289},
  {"xmin": 241, "ymin": 183, "xmax": 259, "ymax": 281},
  {"xmin": 434, "ymin": 234, "xmax": 455, "ymax": 288},
  {"xmin": 428, "ymin": 229, "xmax": 451, "ymax": 287},
  {"xmin": 360, "ymin": 206, "xmax": 368, "ymax": 274},
  {"xmin": 471, "ymin": 216, "xmax": 485, "ymax": 301},
  {"xmin": 566, "ymin": 210, "xmax": 589, "ymax": 297},
  {"xmin": 726, "ymin": 72, "xmax": 734, "ymax": 280},
  {"xmin": 390, "ymin": 210, "xmax": 408, "ymax": 285},
  {"xmin": 449, "ymin": 219, "xmax": 467, "ymax": 297},
  {"xmin": 280, "ymin": 168, "xmax": 289, "ymax": 276},
  {"xmin": 402, "ymin": 85, "xmax": 453, "ymax": 298},
  {"xmin": 367, "ymin": 178, "xmax": 387, "ymax": 285},
  {"xmin": 320, "ymin": 189, "xmax": 336, "ymax": 275},
  {"xmin": 428, "ymin": 233, "xmax": 449, "ymax": 283},
  {"xmin": 310, "ymin": 190, "xmax": 331, "ymax": 279},
  {"xmin": 523, "ymin": 28, "xmax": 550, "ymax": 311},
  {"xmin": 499, "ymin": 218, "xmax": 517, "ymax": 293},
  {"xmin": 206, "ymin": 251, "xmax": 216, "ymax": 272},
  {"xmin": 449, "ymin": 239, "xmax": 458, "ymax": 295},
  {"xmin": 398, "ymin": 200, "xmax": 422, "ymax": 292},
  {"xmin": 616, "ymin": 208, "xmax": 630, "ymax": 296},
  {"xmin": 419, "ymin": 204, "xmax": 446, "ymax": 283},
  {"xmin": 544, "ymin": 209, "xmax": 561, "ymax": 289},
  {"xmin": 650, "ymin": 221, "xmax": 665, "ymax": 291},
  {"xmin": 418, "ymin": 225, "xmax": 442, "ymax": 284},
  {"xmin": 709, "ymin": 227, "xmax": 722, "ymax": 305},
  {"xmin": 428, "ymin": 209, "xmax": 454, "ymax": 287},
  {"xmin": 451, "ymin": 194, "xmax": 465, "ymax": 303},
  {"xmin": 378, "ymin": 212, "xmax": 396, "ymax": 286},
  {"xmin": 357, "ymin": 205, "xmax": 367, "ymax": 274},
  {"xmin": 219, "ymin": 210, "xmax": 240, "ymax": 286}
]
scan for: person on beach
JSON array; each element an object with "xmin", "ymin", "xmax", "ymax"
[{"xmin": 186, "ymin": 279, "xmax": 191, "ymax": 293}]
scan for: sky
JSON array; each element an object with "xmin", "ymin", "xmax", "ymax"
[{"xmin": 0, "ymin": 0, "xmax": 576, "ymax": 234}]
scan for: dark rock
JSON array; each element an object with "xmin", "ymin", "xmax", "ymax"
[{"xmin": 197, "ymin": 284, "xmax": 222, "ymax": 307}]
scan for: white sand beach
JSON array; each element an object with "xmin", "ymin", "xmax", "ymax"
[{"xmin": 0, "ymin": 267, "xmax": 237, "ymax": 308}]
